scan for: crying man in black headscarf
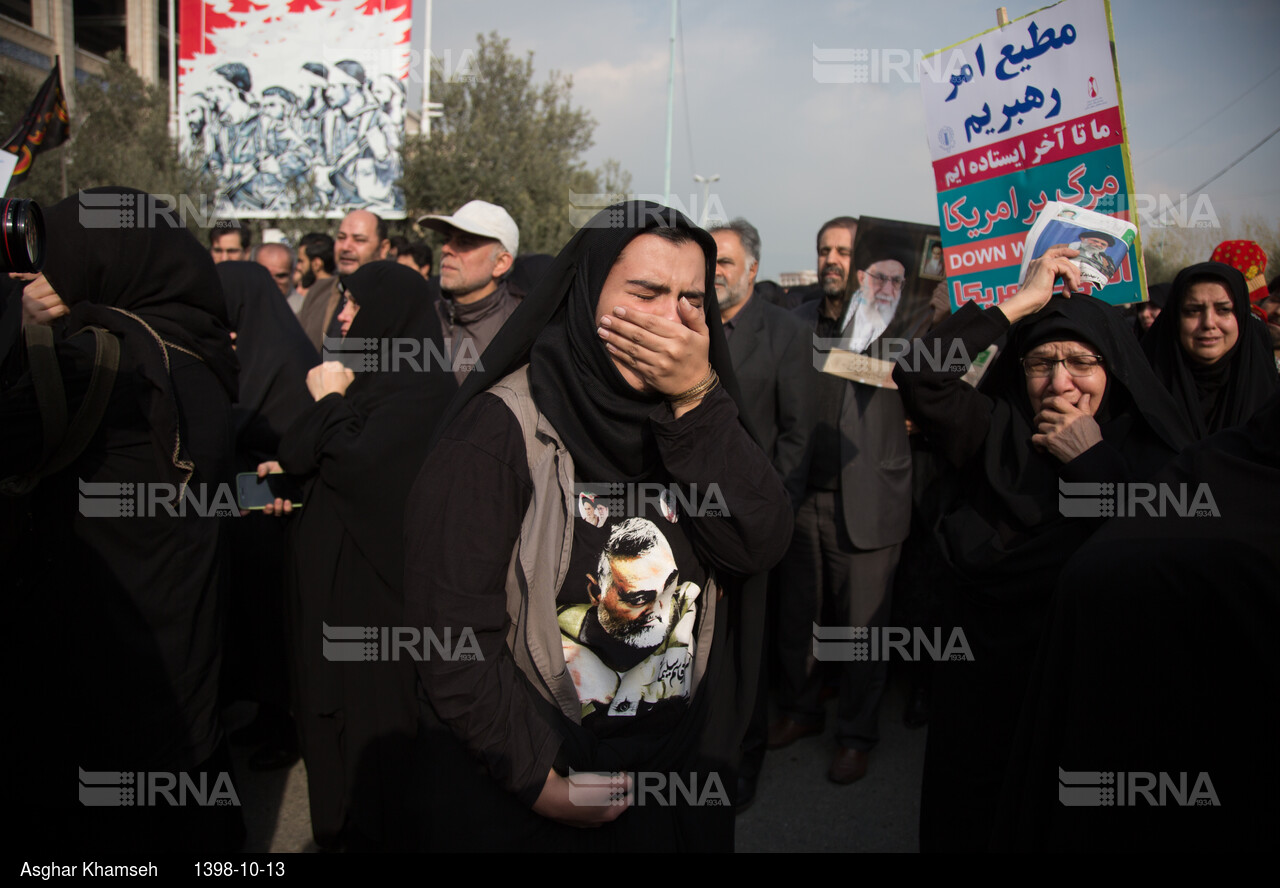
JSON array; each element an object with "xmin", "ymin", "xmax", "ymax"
[{"xmin": 405, "ymin": 202, "xmax": 792, "ymax": 852}]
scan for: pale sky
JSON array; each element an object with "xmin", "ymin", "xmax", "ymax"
[{"xmin": 413, "ymin": 0, "xmax": 1280, "ymax": 279}]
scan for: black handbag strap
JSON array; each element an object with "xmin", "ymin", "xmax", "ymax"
[{"xmin": 0, "ymin": 324, "xmax": 121, "ymax": 496}]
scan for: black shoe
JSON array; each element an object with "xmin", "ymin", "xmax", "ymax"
[{"xmin": 903, "ymin": 686, "xmax": 929, "ymax": 729}]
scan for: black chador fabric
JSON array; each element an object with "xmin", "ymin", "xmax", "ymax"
[
  {"xmin": 279, "ymin": 260, "xmax": 456, "ymax": 851},
  {"xmin": 44, "ymin": 187, "xmax": 238, "ymax": 487},
  {"xmin": 411, "ymin": 201, "xmax": 776, "ymax": 851},
  {"xmin": 0, "ymin": 273, "xmax": 20, "ymax": 365},
  {"xmin": 7, "ymin": 188, "xmax": 242, "ymax": 853},
  {"xmin": 896, "ymin": 294, "xmax": 1194, "ymax": 852},
  {"xmin": 1142, "ymin": 261, "xmax": 1278, "ymax": 439},
  {"xmin": 216, "ymin": 261, "xmax": 315, "ymax": 711},
  {"xmin": 997, "ymin": 390, "xmax": 1280, "ymax": 851},
  {"xmin": 217, "ymin": 260, "xmax": 316, "ymax": 463},
  {"xmin": 942, "ymin": 295, "xmax": 1193, "ymax": 587},
  {"xmin": 506, "ymin": 252, "xmax": 555, "ymax": 300}
]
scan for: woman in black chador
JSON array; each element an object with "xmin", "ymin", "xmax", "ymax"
[
  {"xmin": 217, "ymin": 261, "xmax": 316, "ymax": 768},
  {"xmin": 269, "ymin": 261, "xmax": 456, "ymax": 850},
  {"xmin": 892, "ymin": 247, "xmax": 1194, "ymax": 851},
  {"xmin": 5, "ymin": 188, "xmax": 243, "ymax": 853},
  {"xmin": 404, "ymin": 202, "xmax": 791, "ymax": 851},
  {"xmin": 998, "ymin": 390, "xmax": 1280, "ymax": 851},
  {"xmin": 1141, "ymin": 260, "xmax": 1278, "ymax": 438}
]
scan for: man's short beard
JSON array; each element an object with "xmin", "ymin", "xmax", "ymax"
[
  {"xmin": 820, "ymin": 267, "xmax": 847, "ymax": 298},
  {"xmin": 717, "ymin": 281, "xmax": 748, "ymax": 312},
  {"xmin": 442, "ymin": 280, "xmax": 489, "ymax": 301},
  {"xmin": 300, "ymin": 268, "xmax": 317, "ymax": 289},
  {"xmin": 598, "ymin": 604, "xmax": 667, "ymax": 649}
]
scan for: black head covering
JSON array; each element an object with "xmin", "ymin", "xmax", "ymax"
[
  {"xmin": 505, "ymin": 253, "xmax": 555, "ymax": 300},
  {"xmin": 939, "ymin": 294, "xmax": 1194, "ymax": 590},
  {"xmin": 41, "ymin": 186, "xmax": 238, "ymax": 487},
  {"xmin": 216, "ymin": 261, "xmax": 317, "ymax": 460},
  {"xmin": 1147, "ymin": 282, "xmax": 1170, "ymax": 309},
  {"xmin": 1142, "ymin": 261, "xmax": 1279, "ymax": 438},
  {"xmin": 297, "ymin": 260, "xmax": 458, "ymax": 585},
  {"xmin": 1130, "ymin": 282, "xmax": 1170, "ymax": 340},
  {"xmin": 439, "ymin": 201, "xmax": 742, "ymax": 482},
  {"xmin": 339, "ymin": 260, "xmax": 451, "ymax": 406}
]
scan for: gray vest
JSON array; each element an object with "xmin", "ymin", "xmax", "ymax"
[{"xmin": 489, "ymin": 366, "xmax": 718, "ymax": 724}]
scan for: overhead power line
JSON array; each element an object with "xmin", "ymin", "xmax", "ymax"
[
  {"xmin": 1136, "ymin": 64, "xmax": 1280, "ymax": 165},
  {"xmin": 1184, "ymin": 123, "xmax": 1280, "ymax": 196}
]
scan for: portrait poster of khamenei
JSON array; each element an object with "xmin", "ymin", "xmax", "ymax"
[{"xmin": 178, "ymin": 0, "xmax": 412, "ymax": 218}]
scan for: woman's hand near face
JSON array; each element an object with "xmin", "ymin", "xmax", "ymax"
[
  {"xmin": 306, "ymin": 361, "xmax": 356, "ymax": 400},
  {"xmin": 1032, "ymin": 392, "xmax": 1103, "ymax": 462}
]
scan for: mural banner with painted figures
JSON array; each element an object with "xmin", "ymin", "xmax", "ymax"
[
  {"xmin": 179, "ymin": 0, "xmax": 412, "ymax": 218},
  {"xmin": 919, "ymin": 0, "xmax": 1143, "ymax": 308}
]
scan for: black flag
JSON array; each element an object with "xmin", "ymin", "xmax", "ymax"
[{"xmin": 2, "ymin": 56, "xmax": 71, "ymax": 190}]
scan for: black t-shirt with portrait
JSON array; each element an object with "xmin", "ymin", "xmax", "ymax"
[{"xmin": 557, "ymin": 482, "xmax": 708, "ymax": 737}]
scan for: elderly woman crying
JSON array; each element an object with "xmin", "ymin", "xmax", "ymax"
[{"xmin": 891, "ymin": 246, "xmax": 1196, "ymax": 851}]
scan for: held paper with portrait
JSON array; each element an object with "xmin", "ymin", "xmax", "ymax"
[{"xmin": 1019, "ymin": 201, "xmax": 1136, "ymax": 291}]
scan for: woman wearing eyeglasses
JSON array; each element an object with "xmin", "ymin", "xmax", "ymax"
[{"xmin": 891, "ymin": 246, "xmax": 1194, "ymax": 851}]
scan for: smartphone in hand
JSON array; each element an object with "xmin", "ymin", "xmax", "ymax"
[{"xmin": 236, "ymin": 472, "xmax": 305, "ymax": 511}]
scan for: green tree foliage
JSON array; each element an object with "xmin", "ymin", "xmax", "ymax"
[
  {"xmin": 2, "ymin": 53, "xmax": 214, "ymax": 218},
  {"xmin": 401, "ymin": 32, "xmax": 631, "ymax": 256}
]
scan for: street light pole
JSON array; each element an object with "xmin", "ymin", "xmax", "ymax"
[
  {"xmin": 694, "ymin": 174, "xmax": 719, "ymax": 227},
  {"xmin": 663, "ymin": 0, "xmax": 677, "ymax": 205}
]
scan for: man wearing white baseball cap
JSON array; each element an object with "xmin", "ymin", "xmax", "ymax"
[{"xmin": 418, "ymin": 200, "xmax": 522, "ymax": 384}]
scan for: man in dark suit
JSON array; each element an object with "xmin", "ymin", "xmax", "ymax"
[
  {"xmin": 708, "ymin": 220, "xmax": 813, "ymax": 807},
  {"xmin": 710, "ymin": 220, "xmax": 813, "ymax": 507},
  {"xmin": 768, "ymin": 218, "xmax": 912, "ymax": 785}
]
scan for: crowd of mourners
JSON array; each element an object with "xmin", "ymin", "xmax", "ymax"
[{"xmin": 3, "ymin": 186, "xmax": 1278, "ymax": 854}]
